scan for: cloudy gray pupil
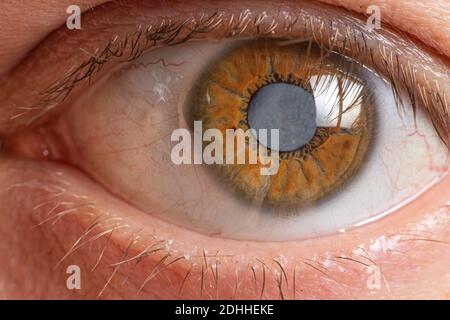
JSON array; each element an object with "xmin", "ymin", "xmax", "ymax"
[{"xmin": 247, "ymin": 82, "xmax": 317, "ymax": 152}]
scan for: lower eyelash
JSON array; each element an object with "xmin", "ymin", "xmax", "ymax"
[
  {"xmin": 9, "ymin": 160, "xmax": 448, "ymax": 299},
  {"xmin": 28, "ymin": 196, "xmax": 450, "ymax": 299}
]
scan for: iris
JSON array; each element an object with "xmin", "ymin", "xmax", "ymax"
[{"xmin": 191, "ymin": 39, "xmax": 373, "ymax": 208}]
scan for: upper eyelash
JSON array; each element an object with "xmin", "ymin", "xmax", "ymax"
[{"xmin": 29, "ymin": 7, "xmax": 449, "ymax": 146}]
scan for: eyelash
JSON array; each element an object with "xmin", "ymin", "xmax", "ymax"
[
  {"xmin": 18, "ymin": 171, "xmax": 449, "ymax": 299},
  {"xmin": 36, "ymin": 8, "xmax": 449, "ymax": 147}
]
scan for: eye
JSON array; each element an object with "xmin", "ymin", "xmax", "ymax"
[
  {"xmin": 1, "ymin": 0, "xmax": 449, "ymax": 300},
  {"xmin": 7, "ymin": 6, "xmax": 447, "ymax": 242}
]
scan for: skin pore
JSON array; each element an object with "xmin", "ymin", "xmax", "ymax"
[{"xmin": 0, "ymin": 0, "xmax": 448, "ymax": 299}]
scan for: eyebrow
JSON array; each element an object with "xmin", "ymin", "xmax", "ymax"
[{"xmin": 0, "ymin": 0, "xmax": 448, "ymax": 143}]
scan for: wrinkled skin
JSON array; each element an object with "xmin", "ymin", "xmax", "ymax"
[{"xmin": 0, "ymin": 0, "xmax": 448, "ymax": 299}]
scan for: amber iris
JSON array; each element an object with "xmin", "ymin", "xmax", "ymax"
[{"xmin": 192, "ymin": 39, "xmax": 373, "ymax": 208}]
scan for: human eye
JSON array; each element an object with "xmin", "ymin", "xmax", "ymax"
[{"xmin": 0, "ymin": 0, "xmax": 448, "ymax": 299}]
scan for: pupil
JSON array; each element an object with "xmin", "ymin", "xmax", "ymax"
[{"xmin": 247, "ymin": 82, "xmax": 317, "ymax": 152}]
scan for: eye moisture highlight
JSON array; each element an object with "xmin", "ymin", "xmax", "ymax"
[{"xmin": 191, "ymin": 39, "xmax": 373, "ymax": 208}]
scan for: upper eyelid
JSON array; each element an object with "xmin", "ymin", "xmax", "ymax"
[{"xmin": 0, "ymin": 1, "xmax": 448, "ymax": 142}]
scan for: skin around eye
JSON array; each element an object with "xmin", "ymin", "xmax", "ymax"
[{"xmin": 0, "ymin": 0, "xmax": 448, "ymax": 300}]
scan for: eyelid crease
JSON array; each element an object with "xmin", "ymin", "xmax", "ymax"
[{"xmin": 0, "ymin": 0, "xmax": 448, "ymax": 144}]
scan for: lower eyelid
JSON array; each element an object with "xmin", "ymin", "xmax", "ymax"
[{"xmin": 2, "ymin": 155, "xmax": 448, "ymax": 299}]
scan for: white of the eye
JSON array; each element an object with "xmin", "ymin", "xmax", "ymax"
[{"xmin": 70, "ymin": 40, "xmax": 448, "ymax": 241}]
